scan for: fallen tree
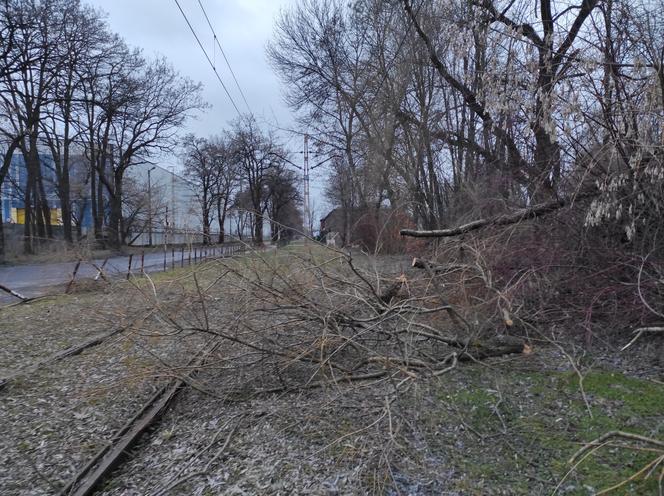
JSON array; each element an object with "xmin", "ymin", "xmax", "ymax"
[{"xmin": 400, "ymin": 193, "xmax": 593, "ymax": 238}]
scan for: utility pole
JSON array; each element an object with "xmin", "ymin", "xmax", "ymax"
[
  {"xmin": 148, "ymin": 166, "xmax": 156, "ymax": 246},
  {"xmin": 169, "ymin": 166, "xmax": 176, "ymax": 241},
  {"xmin": 303, "ymin": 134, "xmax": 311, "ymax": 237}
]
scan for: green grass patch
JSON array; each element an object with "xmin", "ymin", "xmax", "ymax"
[{"xmin": 420, "ymin": 366, "xmax": 664, "ymax": 495}]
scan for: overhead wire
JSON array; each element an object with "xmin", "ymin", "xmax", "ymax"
[
  {"xmin": 172, "ymin": 0, "xmax": 242, "ymax": 117},
  {"xmin": 197, "ymin": 0, "xmax": 253, "ymax": 115}
]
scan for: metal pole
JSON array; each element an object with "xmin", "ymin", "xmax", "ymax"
[
  {"xmin": 66, "ymin": 260, "xmax": 82, "ymax": 294},
  {"xmin": 94, "ymin": 258, "xmax": 109, "ymax": 281},
  {"xmin": 148, "ymin": 166, "xmax": 156, "ymax": 247},
  {"xmin": 0, "ymin": 283, "xmax": 28, "ymax": 301},
  {"xmin": 127, "ymin": 254, "xmax": 133, "ymax": 280},
  {"xmin": 303, "ymin": 134, "xmax": 311, "ymax": 238}
]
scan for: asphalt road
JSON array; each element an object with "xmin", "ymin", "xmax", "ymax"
[{"xmin": 0, "ymin": 247, "xmax": 227, "ymax": 303}]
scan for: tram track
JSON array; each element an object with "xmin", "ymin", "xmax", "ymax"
[{"xmin": 57, "ymin": 338, "xmax": 221, "ymax": 496}]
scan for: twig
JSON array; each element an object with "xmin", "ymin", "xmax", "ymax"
[{"xmin": 621, "ymin": 326, "xmax": 664, "ymax": 351}]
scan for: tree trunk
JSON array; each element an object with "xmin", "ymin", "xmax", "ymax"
[
  {"xmin": 34, "ymin": 145, "xmax": 52, "ymax": 240},
  {"xmin": 90, "ymin": 143, "xmax": 99, "ymax": 240},
  {"xmin": 108, "ymin": 172, "xmax": 123, "ymax": 249},
  {"xmin": 0, "ymin": 216, "xmax": 4, "ymax": 263},
  {"xmin": 60, "ymin": 117, "xmax": 72, "ymax": 243},
  {"xmin": 216, "ymin": 197, "xmax": 227, "ymax": 244},
  {"xmin": 96, "ymin": 149, "xmax": 107, "ymax": 240},
  {"xmin": 0, "ymin": 139, "xmax": 21, "ymax": 261},
  {"xmin": 23, "ymin": 177, "xmax": 33, "ymax": 254},
  {"xmin": 203, "ymin": 206, "xmax": 211, "ymax": 245},
  {"xmin": 253, "ymin": 213, "xmax": 263, "ymax": 246}
]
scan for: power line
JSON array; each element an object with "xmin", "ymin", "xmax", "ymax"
[
  {"xmin": 172, "ymin": 0, "xmax": 242, "ymax": 117},
  {"xmin": 197, "ymin": 0, "xmax": 253, "ymax": 115}
]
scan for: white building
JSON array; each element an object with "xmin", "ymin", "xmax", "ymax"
[{"xmin": 125, "ymin": 163, "xmax": 205, "ymax": 245}]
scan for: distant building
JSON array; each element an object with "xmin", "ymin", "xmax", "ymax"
[
  {"xmin": 320, "ymin": 206, "xmax": 415, "ymax": 252},
  {"xmin": 320, "ymin": 207, "xmax": 364, "ymax": 246},
  {"xmin": 1, "ymin": 152, "xmax": 66, "ymax": 225},
  {"xmin": 125, "ymin": 163, "xmax": 205, "ymax": 245},
  {"xmin": 0, "ymin": 150, "xmax": 211, "ymax": 245}
]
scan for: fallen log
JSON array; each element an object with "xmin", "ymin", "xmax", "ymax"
[
  {"xmin": 459, "ymin": 334, "xmax": 529, "ymax": 360},
  {"xmin": 410, "ymin": 326, "xmax": 528, "ymax": 360},
  {"xmin": 400, "ymin": 193, "xmax": 593, "ymax": 238},
  {"xmin": 411, "ymin": 258, "xmax": 473, "ymax": 274}
]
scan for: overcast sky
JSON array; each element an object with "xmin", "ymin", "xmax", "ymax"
[
  {"xmin": 86, "ymin": 0, "xmax": 299, "ymax": 159},
  {"xmin": 86, "ymin": 0, "xmax": 329, "ymax": 214}
]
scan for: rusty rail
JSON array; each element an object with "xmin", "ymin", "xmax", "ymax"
[{"xmin": 57, "ymin": 339, "xmax": 221, "ymax": 496}]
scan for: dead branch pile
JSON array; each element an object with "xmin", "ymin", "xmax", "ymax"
[{"xmin": 143, "ymin": 246, "xmax": 529, "ymax": 400}]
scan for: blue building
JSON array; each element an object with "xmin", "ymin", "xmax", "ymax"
[{"xmin": 1, "ymin": 152, "xmax": 63, "ymax": 225}]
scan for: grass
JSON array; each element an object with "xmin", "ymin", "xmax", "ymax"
[{"xmin": 419, "ymin": 365, "xmax": 664, "ymax": 495}]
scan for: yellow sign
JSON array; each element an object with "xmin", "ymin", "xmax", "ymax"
[{"xmin": 10, "ymin": 207, "xmax": 62, "ymax": 225}]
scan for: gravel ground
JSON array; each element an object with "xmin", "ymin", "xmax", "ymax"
[
  {"xmin": 88, "ymin": 349, "xmax": 572, "ymax": 496},
  {"xmin": 0, "ymin": 327, "xmax": 206, "ymax": 495},
  {"xmin": 95, "ymin": 367, "xmax": 458, "ymax": 496},
  {"xmin": 0, "ymin": 274, "xmax": 208, "ymax": 495},
  {"xmin": 0, "ymin": 281, "xmax": 157, "ymax": 375},
  {"xmin": 97, "ymin": 386, "xmax": 362, "ymax": 495}
]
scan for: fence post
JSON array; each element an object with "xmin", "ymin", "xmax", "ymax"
[
  {"xmin": 127, "ymin": 254, "xmax": 133, "ymax": 280},
  {"xmin": 188, "ymin": 246, "xmax": 192, "ymax": 266},
  {"xmin": 65, "ymin": 260, "xmax": 82, "ymax": 294},
  {"xmin": 140, "ymin": 251, "xmax": 145, "ymax": 274},
  {"xmin": 93, "ymin": 258, "xmax": 109, "ymax": 281},
  {"xmin": 163, "ymin": 246, "xmax": 167, "ymax": 272},
  {"xmin": 181, "ymin": 247, "xmax": 184, "ymax": 268},
  {"xmin": 172, "ymin": 248, "xmax": 175, "ymax": 269}
]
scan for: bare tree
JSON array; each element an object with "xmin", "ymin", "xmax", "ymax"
[
  {"xmin": 210, "ymin": 135, "xmax": 237, "ymax": 244},
  {"xmin": 96, "ymin": 57, "xmax": 205, "ymax": 248},
  {"xmin": 182, "ymin": 135, "xmax": 218, "ymax": 245},
  {"xmin": 266, "ymin": 168, "xmax": 302, "ymax": 243},
  {"xmin": 0, "ymin": 0, "xmax": 67, "ymax": 252},
  {"xmin": 39, "ymin": 1, "xmax": 108, "ymax": 243},
  {"xmin": 228, "ymin": 116, "xmax": 287, "ymax": 245}
]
